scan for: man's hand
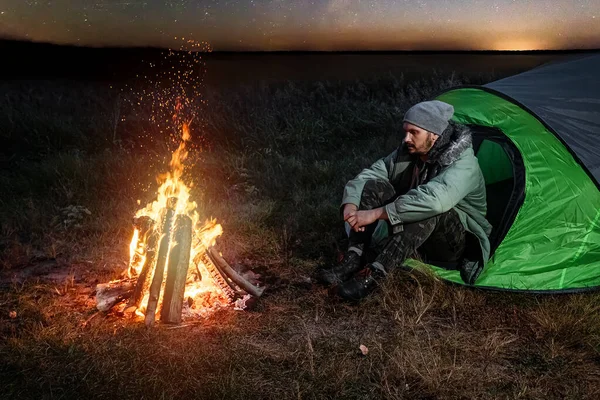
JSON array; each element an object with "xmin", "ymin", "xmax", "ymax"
[
  {"xmin": 343, "ymin": 203, "xmax": 365, "ymax": 232},
  {"xmin": 345, "ymin": 207, "xmax": 389, "ymax": 232},
  {"xmin": 343, "ymin": 203, "xmax": 358, "ymax": 221}
]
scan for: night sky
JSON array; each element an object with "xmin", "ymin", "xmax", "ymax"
[{"xmin": 0, "ymin": 1, "xmax": 599, "ymax": 51}]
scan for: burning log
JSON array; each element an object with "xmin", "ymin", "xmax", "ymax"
[
  {"xmin": 128, "ymin": 216, "xmax": 154, "ymax": 276},
  {"xmin": 96, "ymin": 280, "xmax": 134, "ymax": 312},
  {"xmin": 206, "ymin": 251, "xmax": 241, "ymax": 294},
  {"xmin": 160, "ymin": 214, "xmax": 193, "ymax": 324},
  {"xmin": 207, "ymin": 247, "xmax": 264, "ymax": 298},
  {"xmin": 129, "ymin": 216, "xmax": 159, "ymax": 309},
  {"xmin": 196, "ymin": 250, "xmax": 237, "ymax": 301},
  {"xmin": 145, "ymin": 197, "xmax": 178, "ymax": 327}
]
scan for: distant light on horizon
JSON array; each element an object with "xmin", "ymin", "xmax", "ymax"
[
  {"xmin": 0, "ymin": 1, "xmax": 599, "ymax": 51},
  {"xmin": 492, "ymin": 40, "xmax": 548, "ymax": 52}
]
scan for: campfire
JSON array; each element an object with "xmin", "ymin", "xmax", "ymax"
[{"xmin": 96, "ymin": 117, "xmax": 263, "ymax": 326}]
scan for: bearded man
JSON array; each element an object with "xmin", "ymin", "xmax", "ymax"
[{"xmin": 317, "ymin": 100, "xmax": 492, "ymax": 301}]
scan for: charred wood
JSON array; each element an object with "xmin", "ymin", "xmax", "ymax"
[
  {"xmin": 128, "ymin": 216, "xmax": 155, "ymax": 277},
  {"xmin": 96, "ymin": 280, "xmax": 134, "ymax": 312},
  {"xmin": 129, "ymin": 217, "xmax": 159, "ymax": 309},
  {"xmin": 207, "ymin": 247, "xmax": 264, "ymax": 298},
  {"xmin": 197, "ymin": 251, "xmax": 236, "ymax": 302},
  {"xmin": 210, "ymin": 254, "xmax": 243, "ymax": 294}
]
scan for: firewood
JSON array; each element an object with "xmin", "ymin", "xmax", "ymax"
[
  {"xmin": 96, "ymin": 280, "xmax": 134, "ymax": 312},
  {"xmin": 145, "ymin": 197, "xmax": 178, "ymax": 327},
  {"xmin": 129, "ymin": 217, "xmax": 158, "ymax": 309},
  {"xmin": 213, "ymin": 260, "xmax": 242, "ymax": 294},
  {"xmin": 190, "ymin": 232, "xmax": 237, "ymax": 301},
  {"xmin": 197, "ymin": 251, "xmax": 236, "ymax": 301},
  {"xmin": 207, "ymin": 247, "xmax": 264, "ymax": 298},
  {"xmin": 160, "ymin": 214, "xmax": 193, "ymax": 324},
  {"xmin": 203, "ymin": 250, "xmax": 242, "ymax": 298},
  {"xmin": 128, "ymin": 216, "xmax": 155, "ymax": 277}
]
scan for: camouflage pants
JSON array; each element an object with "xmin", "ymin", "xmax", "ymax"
[{"xmin": 349, "ymin": 179, "xmax": 466, "ymax": 273}]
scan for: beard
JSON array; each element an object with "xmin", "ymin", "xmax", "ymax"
[
  {"xmin": 408, "ymin": 132, "xmax": 435, "ymax": 155},
  {"xmin": 424, "ymin": 133, "xmax": 435, "ymax": 152}
]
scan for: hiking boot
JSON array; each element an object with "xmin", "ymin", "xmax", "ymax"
[
  {"xmin": 336, "ymin": 265, "xmax": 383, "ymax": 301},
  {"xmin": 315, "ymin": 251, "xmax": 362, "ymax": 285}
]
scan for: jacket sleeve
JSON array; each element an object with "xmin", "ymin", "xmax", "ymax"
[
  {"xmin": 384, "ymin": 150, "xmax": 479, "ymax": 225},
  {"xmin": 341, "ymin": 149, "xmax": 397, "ymax": 208}
]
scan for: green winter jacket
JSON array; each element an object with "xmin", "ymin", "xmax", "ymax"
[{"xmin": 341, "ymin": 124, "xmax": 492, "ymax": 267}]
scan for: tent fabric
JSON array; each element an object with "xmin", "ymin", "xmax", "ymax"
[
  {"xmin": 485, "ymin": 54, "xmax": 600, "ymax": 185},
  {"xmin": 421, "ymin": 84, "xmax": 600, "ymax": 292},
  {"xmin": 476, "ymin": 139, "xmax": 513, "ymax": 185}
]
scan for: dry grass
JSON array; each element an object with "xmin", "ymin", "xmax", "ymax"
[
  {"xmin": 2, "ymin": 69, "xmax": 600, "ymax": 399},
  {"xmin": 3, "ymin": 272, "xmax": 600, "ymax": 399}
]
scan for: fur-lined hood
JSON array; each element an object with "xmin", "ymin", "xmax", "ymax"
[{"xmin": 425, "ymin": 121, "xmax": 473, "ymax": 167}]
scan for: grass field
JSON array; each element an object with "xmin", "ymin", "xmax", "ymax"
[{"xmin": 1, "ymin": 69, "xmax": 600, "ymax": 399}]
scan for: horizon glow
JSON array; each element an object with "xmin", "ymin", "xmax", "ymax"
[{"xmin": 0, "ymin": 1, "xmax": 598, "ymax": 51}]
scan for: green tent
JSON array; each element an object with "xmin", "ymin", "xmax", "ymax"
[{"xmin": 415, "ymin": 53, "xmax": 600, "ymax": 292}]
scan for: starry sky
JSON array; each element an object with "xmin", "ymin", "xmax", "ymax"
[{"xmin": 0, "ymin": 1, "xmax": 598, "ymax": 51}]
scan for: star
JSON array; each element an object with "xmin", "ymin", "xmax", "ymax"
[{"xmin": 0, "ymin": 0, "xmax": 597, "ymax": 50}]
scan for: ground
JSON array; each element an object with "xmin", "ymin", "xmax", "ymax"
[{"xmin": 1, "ymin": 70, "xmax": 600, "ymax": 399}]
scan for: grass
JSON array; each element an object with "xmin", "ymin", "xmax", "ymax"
[{"xmin": 1, "ymin": 68, "xmax": 600, "ymax": 399}]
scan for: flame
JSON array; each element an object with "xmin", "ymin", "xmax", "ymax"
[
  {"xmin": 124, "ymin": 109, "xmax": 230, "ymax": 322},
  {"xmin": 127, "ymin": 227, "xmax": 147, "ymax": 278},
  {"xmin": 135, "ymin": 121, "xmax": 194, "ymax": 221},
  {"xmin": 129, "ymin": 228, "xmax": 139, "ymax": 261}
]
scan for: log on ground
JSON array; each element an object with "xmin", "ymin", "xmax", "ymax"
[{"xmin": 96, "ymin": 280, "xmax": 135, "ymax": 312}]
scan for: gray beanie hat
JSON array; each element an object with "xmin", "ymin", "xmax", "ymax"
[{"xmin": 403, "ymin": 100, "xmax": 454, "ymax": 136}]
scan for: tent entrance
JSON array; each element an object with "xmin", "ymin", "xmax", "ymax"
[{"xmin": 470, "ymin": 125, "xmax": 525, "ymax": 255}]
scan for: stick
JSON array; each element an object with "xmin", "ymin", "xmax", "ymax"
[{"xmin": 82, "ymin": 311, "xmax": 100, "ymax": 328}]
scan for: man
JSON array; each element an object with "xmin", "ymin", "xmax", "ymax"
[{"xmin": 317, "ymin": 100, "xmax": 492, "ymax": 301}]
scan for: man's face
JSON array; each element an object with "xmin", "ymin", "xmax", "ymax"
[{"xmin": 403, "ymin": 122, "xmax": 437, "ymax": 155}]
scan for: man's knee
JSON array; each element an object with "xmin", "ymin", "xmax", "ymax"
[
  {"xmin": 417, "ymin": 209, "xmax": 466, "ymax": 262},
  {"xmin": 359, "ymin": 179, "xmax": 396, "ymax": 210},
  {"xmin": 375, "ymin": 212, "xmax": 447, "ymax": 271},
  {"xmin": 385, "ymin": 211, "xmax": 449, "ymax": 250}
]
